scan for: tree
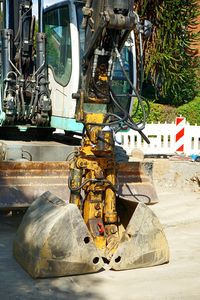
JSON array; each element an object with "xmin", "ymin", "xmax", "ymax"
[{"xmin": 135, "ymin": 0, "xmax": 200, "ymax": 106}]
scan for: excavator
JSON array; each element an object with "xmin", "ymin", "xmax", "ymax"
[{"xmin": 0, "ymin": 0, "xmax": 169, "ymax": 277}]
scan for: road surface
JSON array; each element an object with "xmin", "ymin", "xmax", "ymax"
[{"xmin": 0, "ymin": 189, "xmax": 200, "ymax": 300}]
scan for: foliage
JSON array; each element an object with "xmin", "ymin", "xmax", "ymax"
[
  {"xmin": 134, "ymin": 0, "xmax": 200, "ymax": 106},
  {"xmin": 177, "ymin": 96, "xmax": 200, "ymax": 125},
  {"xmin": 132, "ymin": 99, "xmax": 177, "ymax": 124},
  {"xmin": 132, "ymin": 97, "xmax": 200, "ymax": 125}
]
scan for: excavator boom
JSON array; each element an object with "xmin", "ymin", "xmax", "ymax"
[{"xmin": 11, "ymin": 0, "xmax": 169, "ymax": 277}]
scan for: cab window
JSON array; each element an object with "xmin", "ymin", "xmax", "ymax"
[{"xmin": 44, "ymin": 5, "xmax": 72, "ymax": 86}]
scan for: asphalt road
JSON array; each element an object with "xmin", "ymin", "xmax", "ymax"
[{"xmin": 0, "ymin": 189, "xmax": 200, "ymax": 300}]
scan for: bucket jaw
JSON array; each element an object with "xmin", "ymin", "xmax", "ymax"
[
  {"xmin": 13, "ymin": 192, "xmax": 104, "ymax": 278},
  {"xmin": 13, "ymin": 192, "xmax": 169, "ymax": 278},
  {"xmin": 108, "ymin": 197, "xmax": 169, "ymax": 270}
]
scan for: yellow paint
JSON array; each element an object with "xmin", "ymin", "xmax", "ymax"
[
  {"xmin": 98, "ymin": 75, "xmax": 108, "ymax": 81},
  {"xmin": 35, "ymin": 240, "xmax": 52, "ymax": 275}
]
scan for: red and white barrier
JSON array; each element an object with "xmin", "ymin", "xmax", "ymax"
[
  {"xmin": 175, "ymin": 117, "xmax": 186, "ymax": 153},
  {"xmin": 116, "ymin": 117, "xmax": 200, "ymax": 156}
]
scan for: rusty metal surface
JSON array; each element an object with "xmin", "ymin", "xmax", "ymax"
[
  {"xmin": 0, "ymin": 161, "xmax": 158, "ymax": 209},
  {"xmin": 118, "ymin": 162, "xmax": 159, "ymax": 204},
  {"xmin": 0, "ymin": 161, "xmax": 70, "ymax": 209}
]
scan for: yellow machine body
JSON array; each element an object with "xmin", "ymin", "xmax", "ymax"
[
  {"xmin": 13, "ymin": 114, "xmax": 169, "ymax": 278},
  {"xmin": 12, "ymin": 0, "xmax": 170, "ymax": 278}
]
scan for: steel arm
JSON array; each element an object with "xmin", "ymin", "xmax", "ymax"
[{"xmin": 70, "ymin": 0, "xmax": 137, "ymax": 257}]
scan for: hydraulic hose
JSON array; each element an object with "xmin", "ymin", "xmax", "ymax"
[{"xmin": 68, "ymin": 177, "xmax": 117, "ymax": 193}]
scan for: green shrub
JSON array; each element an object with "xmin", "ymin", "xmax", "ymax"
[
  {"xmin": 148, "ymin": 103, "xmax": 177, "ymax": 123},
  {"xmin": 132, "ymin": 100, "xmax": 177, "ymax": 124},
  {"xmin": 177, "ymin": 97, "xmax": 200, "ymax": 125},
  {"xmin": 132, "ymin": 97, "xmax": 200, "ymax": 125}
]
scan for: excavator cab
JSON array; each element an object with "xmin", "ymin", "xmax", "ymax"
[
  {"xmin": 43, "ymin": 0, "xmax": 137, "ymax": 133},
  {"xmin": 0, "ymin": 0, "xmax": 136, "ymax": 131},
  {"xmin": 12, "ymin": 0, "xmax": 169, "ymax": 277}
]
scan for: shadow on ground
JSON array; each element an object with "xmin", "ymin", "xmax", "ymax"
[{"xmin": 0, "ymin": 214, "xmax": 104, "ymax": 300}]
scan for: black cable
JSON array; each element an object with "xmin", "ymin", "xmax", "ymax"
[
  {"xmin": 109, "ymin": 87, "xmax": 145, "ymax": 131},
  {"xmin": 82, "ymin": 35, "xmax": 150, "ymax": 142},
  {"xmin": 115, "ymin": 49, "xmax": 147, "ymax": 125},
  {"xmin": 117, "ymin": 194, "xmax": 151, "ymax": 205},
  {"xmin": 68, "ymin": 177, "xmax": 117, "ymax": 192},
  {"xmin": 66, "ymin": 150, "xmax": 79, "ymax": 161},
  {"xmin": 20, "ymin": 87, "xmax": 25, "ymax": 117},
  {"xmin": 107, "ymin": 31, "xmax": 148, "ymax": 126},
  {"xmin": 109, "ymin": 78, "xmax": 150, "ymax": 143},
  {"xmin": 82, "ymin": 84, "xmax": 147, "ymax": 140},
  {"xmin": 90, "ymin": 49, "xmax": 148, "ymax": 131}
]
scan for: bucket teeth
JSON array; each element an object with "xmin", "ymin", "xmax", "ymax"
[{"xmin": 13, "ymin": 192, "xmax": 169, "ymax": 278}]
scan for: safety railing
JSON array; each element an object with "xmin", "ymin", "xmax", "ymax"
[{"xmin": 116, "ymin": 120, "xmax": 200, "ymax": 156}]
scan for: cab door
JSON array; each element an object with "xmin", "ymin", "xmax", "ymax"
[{"xmin": 44, "ymin": 1, "xmax": 81, "ymax": 131}]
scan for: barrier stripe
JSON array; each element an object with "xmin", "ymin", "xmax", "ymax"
[
  {"xmin": 175, "ymin": 117, "xmax": 185, "ymax": 153},
  {"xmin": 176, "ymin": 117, "xmax": 183, "ymax": 126},
  {"xmin": 176, "ymin": 128, "xmax": 185, "ymax": 142}
]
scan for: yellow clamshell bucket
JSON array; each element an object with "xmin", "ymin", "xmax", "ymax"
[
  {"xmin": 13, "ymin": 192, "xmax": 104, "ymax": 278},
  {"xmin": 13, "ymin": 191, "xmax": 169, "ymax": 278}
]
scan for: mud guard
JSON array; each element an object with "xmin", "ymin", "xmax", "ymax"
[{"xmin": 13, "ymin": 192, "xmax": 104, "ymax": 278}]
